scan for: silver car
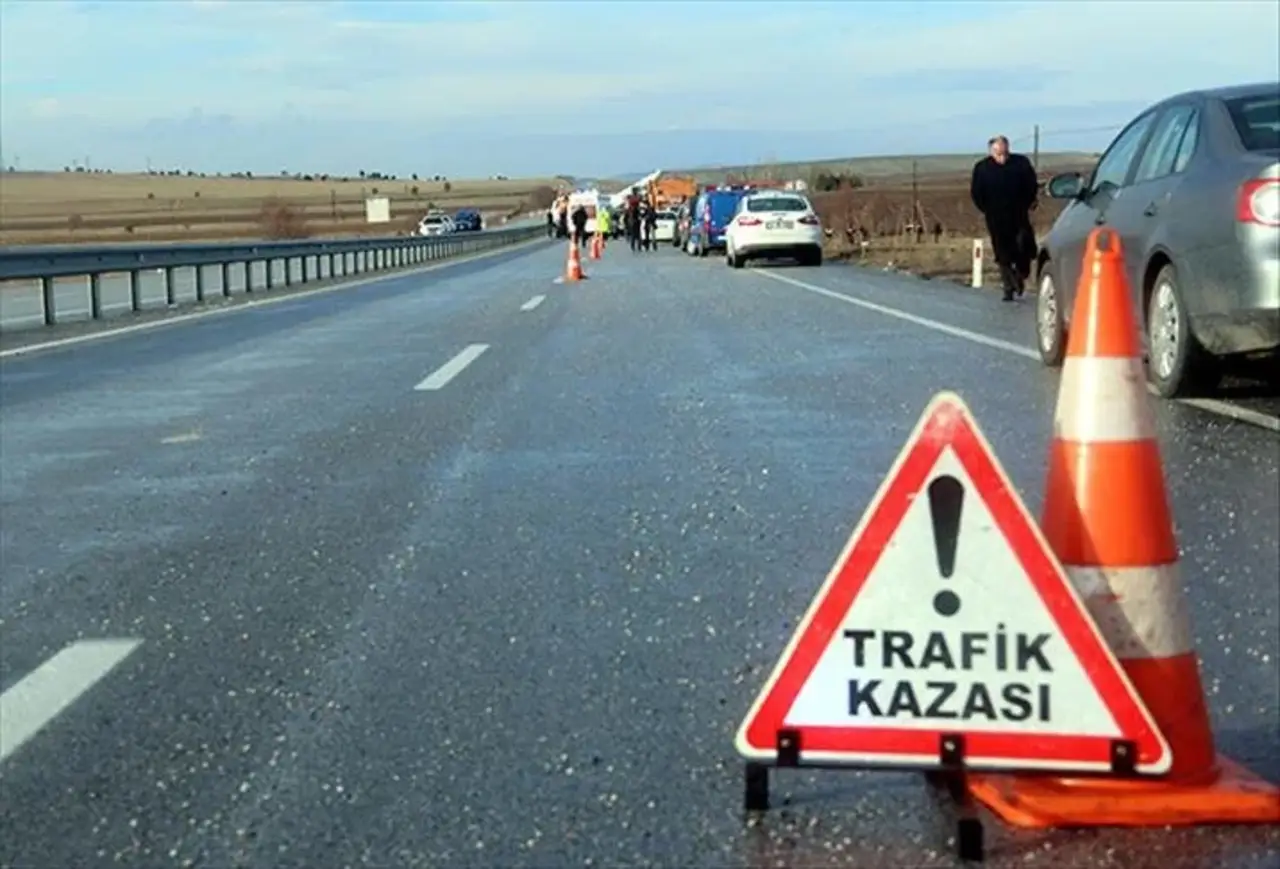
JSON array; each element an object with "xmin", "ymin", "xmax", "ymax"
[{"xmin": 1035, "ymin": 82, "xmax": 1279, "ymax": 397}]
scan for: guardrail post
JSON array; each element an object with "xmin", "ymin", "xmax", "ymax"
[
  {"xmin": 221, "ymin": 262, "xmax": 232, "ymax": 298},
  {"xmin": 266, "ymin": 259, "xmax": 275, "ymax": 291},
  {"xmin": 41, "ymin": 277, "xmax": 57, "ymax": 326},
  {"xmin": 89, "ymin": 273, "xmax": 103, "ymax": 319},
  {"xmin": 129, "ymin": 269, "xmax": 142, "ymax": 312},
  {"xmin": 194, "ymin": 265, "xmax": 205, "ymax": 303},
  {"xmin": 244, "ymin": 261, "xmax": 253, "ymax": 294},
  {"xmin": 165, "ymin": 266, "xmax": 177, "ymax": 306},
  {"xmin": 300, "ymin": 256, "xmax": 309, "ymax": 284}
]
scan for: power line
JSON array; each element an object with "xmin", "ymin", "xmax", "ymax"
[{"xmin": 1011, "ymin": 124, "xmax": 1125, "ymax": 144}]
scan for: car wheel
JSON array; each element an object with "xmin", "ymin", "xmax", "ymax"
[
  {"xmin": 1146, "ymin": 263, "xmax": 1219, "ymax": 398},
  {"xmin": 727, "ymin": 248, "xmax": 743, "ymax": 269},
  {"xmin": 1035, "ymin": 264, "xmax": 1067, "ymax": 368},
  {"xmin": 686, "ymin": 238, "xmax": 697, "ymax": 256},
  {"xmin": 806, "ymin": 246, "xmax": 823, "ymax": 267}
]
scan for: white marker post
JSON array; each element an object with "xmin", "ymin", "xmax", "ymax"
[{"xmin": 971, "ymin": 239, "xmax": 984, "ymax": 289}]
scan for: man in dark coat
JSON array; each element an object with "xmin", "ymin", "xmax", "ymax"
[
  {"xmin": 570, "ymin": 203, "xmax": 589, "ymax": 249},
  {"xmin": 970, "ymin": 135, "xmax": 1039, "ymax": 301}
]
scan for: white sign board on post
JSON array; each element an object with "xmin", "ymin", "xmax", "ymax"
[
  {"xmin": 365, "ymin": 196, "xmax": 391, "ymax": 224},
  {"xmin": 735, "ymin": 391, "xmax": 1169, "ymax": 775}
]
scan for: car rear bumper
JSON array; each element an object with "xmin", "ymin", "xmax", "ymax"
[
  {"xmin": 1193, "ymin": 308, "xmax": 1280, "ymax": 357},
  {"xmin": 1191, "ymin": 230, "xmax": 1280, "ymax": 356},
  {"xmin": 735, "ymin": 227, "xmax": 823, "ymax": 253}
]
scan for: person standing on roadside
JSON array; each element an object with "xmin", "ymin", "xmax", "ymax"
[
  {"xmin": 546, "ymin": 207, "xmax": 555, "ymax": 238},
  {"xmin": 571, "ymin": 202, "xmax": 589, "ymax": 249},
  {"xmin": 626, "ymin": 194, "xmax": 642, "ymax": 253},
  {"xmin": 970, "ymin": 134, "xmax": 1039, "ymax": 301},
  {"xmin": 643, "ymin": 203, "xmax": 658, "ymax": 252}
]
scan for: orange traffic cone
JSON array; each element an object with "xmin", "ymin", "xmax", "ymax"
[
  {"xmin": 967, "ymin": 228, "xmax": 1280, "ymax": 827},
  {"xmin": 589, "ymin": 233, "xmax": 602, "ymax": 260},
  {"xmin": 565, "ymin": 238, "xmax": 585, "ymax": 282}
]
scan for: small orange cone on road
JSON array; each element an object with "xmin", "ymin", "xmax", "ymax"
[
  {"xmin": 967, "ymin": 228, "xmax": 1280, "ymax": 828},
  {"xmin": 589, "ymin": 233, "xmax": 602, "ymax": 260},
  {"xmin": 565, "ymin": 238, "xmax": 586, "ymax": 282}
]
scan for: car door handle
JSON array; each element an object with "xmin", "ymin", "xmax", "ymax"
[{"xmin": 1143, "ymin": 203, "xmax": 1158, "ymax": 217}]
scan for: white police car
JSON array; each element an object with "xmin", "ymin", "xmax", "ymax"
[{"xmin": 724, "ymin": 191, "xmax": 823, "ymax": 268}]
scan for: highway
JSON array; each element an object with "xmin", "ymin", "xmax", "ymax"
[{"xmin": 1, "ymin": 240, "xmax": 1277, "ymax": 868}]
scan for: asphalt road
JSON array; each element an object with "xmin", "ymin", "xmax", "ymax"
[{"xmin": 1, "ymin": 241, "xmax": 1277, "ymax": 868}]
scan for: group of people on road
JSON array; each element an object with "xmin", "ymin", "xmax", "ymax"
[
  {"xmin": 622, "ymin": 191, "xmax": 658, "ymax": 253},
  {"xmin": 970, "ymin": 134, "xmax": 1040, "ymax": 302}
]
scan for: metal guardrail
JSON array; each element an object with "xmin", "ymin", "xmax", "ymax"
[{"xmin": 0, "ymin": 224, "xmax": 546, "ymax": 328}]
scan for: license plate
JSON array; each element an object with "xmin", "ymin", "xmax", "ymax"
[{"xmin": 766, "ymin": 219, "xmax": 794, "ymax": 230}]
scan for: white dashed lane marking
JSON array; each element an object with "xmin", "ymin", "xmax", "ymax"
[
  {"xmin": 0, "ymin": 639, "xmax": 143, "ymax": 764},
  {"xmin": 414, "ymin": 343, "xmax": 490, "ymax": 391}
]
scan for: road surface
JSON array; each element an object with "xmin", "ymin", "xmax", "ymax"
[{"xmin": 2, "ymin": 241, "xmax": 1277, "ymax": 868}]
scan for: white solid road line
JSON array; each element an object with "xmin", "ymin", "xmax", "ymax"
[
  {"xmin": 520, "ymin": 294, "xmax": 546, "ymax": 312},
  {"xmin": 754, "ymin": 269, "xmax": 1280, "ymax": 434},
  {"xmin": 0, "ymin": 237, "xmax": 546, "ymax": 361},
  {"xmin": 0, "ymin": 638, "xmax": 143, "ymax": 764},
  {"xmin": 415, "ymin": 343, "xmax": 490, "ymax": 391}
]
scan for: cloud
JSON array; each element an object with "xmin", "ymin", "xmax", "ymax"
[{"xmin": 1, "ymin": 0, "xmax": 1277, "ymax": 176}]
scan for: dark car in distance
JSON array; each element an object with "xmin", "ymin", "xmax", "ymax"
[{"xmin": 453, "ymin": 209, "xmax": 484, "ymax": 232}]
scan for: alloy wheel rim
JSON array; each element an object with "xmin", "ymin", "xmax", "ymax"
[
  {"xmin": 1151, "ymin": 281, "xmax": 1180, "ymax": 380},
  {"xmin": 1037, "ymin": 272, "xmax": 1058, "ymax": 351}
]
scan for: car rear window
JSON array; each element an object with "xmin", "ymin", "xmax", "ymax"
[
  {"xmin": 423, "ymin": 217, "xmax": 445, "ymax": 224},
  {"xmin": 746, "ymin": 196, "xmax": 809, "ymax": 213},
  {"xmin": 1226, "ymin": 95, "xmax": 1280, "ymax": 151}
]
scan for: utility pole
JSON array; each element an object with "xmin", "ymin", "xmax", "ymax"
[
  {"xmin": 911, "ymin": 159, "xmax": 920, "ymax": 240},
  {"xmin": 1032, "ymin": 124, "xmax": 1041, "ymax": 170}
]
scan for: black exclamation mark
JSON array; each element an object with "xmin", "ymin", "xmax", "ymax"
[{"xmin": 927, "ymin": 475, "xmax": 965, "ymax": 617}]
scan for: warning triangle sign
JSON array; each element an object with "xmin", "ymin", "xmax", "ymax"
[{"xmin": 735, "ymin": 391, "xmax": 1170, "ymax": 774}]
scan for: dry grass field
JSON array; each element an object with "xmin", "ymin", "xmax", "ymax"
[
  {"xmin": 0, "ymin": 171, "xmax": 564, "ymax": 245},
  {"xmin": 808, "ymin": 167, "xmax": 1093, "ymax": 282}
]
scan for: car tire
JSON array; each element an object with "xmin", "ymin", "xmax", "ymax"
[
  {"xmin": 686, "ymin": 238, "xmax": 697, "ymax": 256},
  {"xmin": 1146, "ymin": 263, "xmax": 1220, "ymax": 398},
  {"xmin": 806, "ymin": 247, "xmax": 823, "ymax": 267},
  {"xmin": 697, "ymin": 240, "xmax": 708, "ymax": 258},
  {"xmin": 727, "ymin": 249, "xmax": 744, "ymax": 269},
  {"xmin": 1035, "ymin": 263, "xmax": 1067, "ymax": 368}
]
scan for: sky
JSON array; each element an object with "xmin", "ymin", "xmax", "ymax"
[{"xmin": 1, "ymin": 0, "xmax": 1278, "ymax": 179}]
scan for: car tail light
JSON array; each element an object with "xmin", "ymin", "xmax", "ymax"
[
  {"xmin": 798, "ymin": 214, "xmax": 820, "ymax": 226},
  {"xmin": 1237, "ymin": 179, "xmax": 1280, "ymax": 226},
  {"xmin": 738, "ymin": 216, "xmax": 763, "ymax": 226}
]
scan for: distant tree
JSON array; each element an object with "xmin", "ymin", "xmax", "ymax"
[
  {"xmin": 526, "ymin": 185, "xmax": 556, "ymax": 210},
  {"xmin": 359, "ymin": 170, "xmax": 366, "ymax": 179},
  {"xmin": 245, "ymin": 170, "xmax": 253, "ymax": 179},
  {"xmin": 63, "ymin": 166, "xmax": 71, "ymax": 172},
  {"xmin": 443, "ymin": 180, "xmax": 452, "ymax": 193},
  {"xmin": 411, "ymin": 172, "xmax": 419, "ymax": 181},
  {"xmin": 812, "ymin": 171, "xmax": 864, "ymax": 192}
]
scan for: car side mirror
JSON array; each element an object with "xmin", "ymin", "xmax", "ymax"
[{"xmin": 1046, "ymin": 172, "xmax": 1086, "ymax": 200}]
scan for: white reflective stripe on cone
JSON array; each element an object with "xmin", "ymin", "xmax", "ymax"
[
  {"xmin": 1067, "ymin": 563, "xmax": 1195, "ymax": 659},
  {"xmin": 1054, "ymin": 356, "xmax": 1158, "ymax": 443}
]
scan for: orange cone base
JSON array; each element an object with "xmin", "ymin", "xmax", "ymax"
[{"xmin": 967, "ymin": 757, "xmax": 1280, "ymax": 829}]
